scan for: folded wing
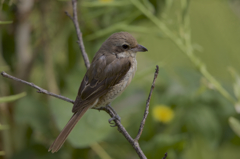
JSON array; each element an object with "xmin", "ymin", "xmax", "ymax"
[{"xmin": 72, "ymin": 53, "xmax": 131, "ymax": 113}]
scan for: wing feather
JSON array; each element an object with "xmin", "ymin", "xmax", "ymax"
[{"xmin": 72, "ymin": 54, "xmax": 131, "ymax": 113}]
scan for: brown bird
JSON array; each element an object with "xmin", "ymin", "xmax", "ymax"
[{"xmin": 48, "ymin": 32, "xmax": 148, "ymax": 153}]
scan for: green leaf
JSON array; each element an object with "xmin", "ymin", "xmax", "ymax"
[
  {"xmin": 0, "ymin": 21, "xmax": 12, "ymax": 24},
  {"xmin": 0, "ymin": 92, "xmax": 27, "ymax": 103},
  {"xmin": 229, "ymin": 117, "xmax": 240, "ymax": 137}
]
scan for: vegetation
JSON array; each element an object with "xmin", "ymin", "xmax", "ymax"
[{"xmin": 1, "ymin": 0, "xmax": 240, "ymax": 158}]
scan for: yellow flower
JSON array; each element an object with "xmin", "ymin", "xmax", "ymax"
[
  {"xmin": 153, "ymin": 105, "xmax": 174, "ymax": 123},
  {"xmin": 99, "ymin": 0, "xmax": 113, "ymax": 3}
]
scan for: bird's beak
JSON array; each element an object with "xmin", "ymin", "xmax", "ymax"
[{"xmin": 132, "ymin": 44, "xmax": 148, "ymax": 52}]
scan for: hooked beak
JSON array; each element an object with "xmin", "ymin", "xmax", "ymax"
[{"xmin": 132, "ymin": 44, "xmax": 148, "ymax": 52}]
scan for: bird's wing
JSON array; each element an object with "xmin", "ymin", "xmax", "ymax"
[{"xmin": 72, "ymin": 54, "xmax": 131, "ymax": 113}]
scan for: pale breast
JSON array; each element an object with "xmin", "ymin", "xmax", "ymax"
[{"xmin": 94, "ymin": 57, "xmax": 137, "ymax": 108}]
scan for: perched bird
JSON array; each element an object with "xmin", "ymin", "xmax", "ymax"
[{"xmin": 48, "ymin": 32, "xmax": 148, "ymax": 153}]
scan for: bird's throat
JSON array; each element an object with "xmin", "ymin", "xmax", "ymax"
[{"xmin": 116, "ymin": 51, "xmax": 137, "ymax": 58}]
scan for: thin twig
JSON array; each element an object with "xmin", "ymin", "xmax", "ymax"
[
  {"xmin": 65, "ymin": 0, "xmax": 90, "ymax": 69},
  {"xmin": 162, "ymin": 153, "xmax": 168, "ymax": 159},
  {"xmin": 1, "ymin": 72, "xmax": 74, "ymax": 104},
  {"xmin": 135, "ymin": 65, "xmax": 159, "ymax": 141},
  {"xmin": 65, "ymin": 11, "xmax": 73, "ymax": 21},
  {"xmin": 96, "ymin": 106, "xmax": 146, "ymax": 159}
]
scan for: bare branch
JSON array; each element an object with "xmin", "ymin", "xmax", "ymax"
[
  {"xmin": 96, "ymin": 107, "xmax": 147, "ymax": 159},
  {"xmin": 64, "ymin": 11, "xmax": 73, "ymax": 21},
  {"xmin": 1, "ymin": 65, "xmax": 159, "ymax": 159},
  {"xmin": 135, "ymin": 65, "xmax": 159, "ymax": 141},
  {"xmin": 162, "ymin": 153, "xmax": 168, "ymax": 159},
  {"xmin": 1, "ymin": 72, "xmax": 74, "ymax": 104},
  {"xmin": 66, "ymin": 0, "xmax": 90, "ymax": 69}
]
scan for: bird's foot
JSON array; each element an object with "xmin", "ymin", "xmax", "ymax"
[
  {"xmin": 105, "ymin": 104, "xmax": 121, "ymax": 127},
  {"xmin": 108, "ymin": 115, "xmax": 121, "ymax": 127}
]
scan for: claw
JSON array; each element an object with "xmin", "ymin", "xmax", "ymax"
[
  {"xmin": 108, "ymin": 118, "xmax": 116, "ymax": 127},
  {"xmin": 108, "ymin": 115, "xmax": 121, "ymax": 127},
  {"xmin": 108, "ymin": 118, "xmax": 114, "ymax": 124}
]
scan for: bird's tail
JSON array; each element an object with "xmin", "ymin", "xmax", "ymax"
[{"xmin": 48, "ymin": 107, "xmax": 89, "ymax": 153}]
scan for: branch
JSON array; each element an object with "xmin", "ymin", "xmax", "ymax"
[
  {"xmin": 1, "ymin": 72, "xmax": 74, "ymax": 104},
  {"xmin": 162, "ymin": 153, "xmax": 168, "ymax": 159},
  {"xmin": 1, "ymin": 66, "xmax": 159, "ymax": 159},
  {"xmin": 65, "ymin": 0, "xmax": 90, "ymax": 69},
  {"xmin": 135, "ymin": 65, "xmax": 159, "ymax": 141}
]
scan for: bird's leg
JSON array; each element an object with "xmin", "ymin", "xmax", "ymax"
[
  {"xmin": 106, "ymin": 104, "xmax": 121, "ymax": 127},
  {"xmin": 92, "ymin": 105, "xmax": 121, "ymax": 127}
]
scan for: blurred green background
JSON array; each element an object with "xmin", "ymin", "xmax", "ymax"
[{"xmin": 1, "ymin": 0, "xmax": 240, "ymax": 158}]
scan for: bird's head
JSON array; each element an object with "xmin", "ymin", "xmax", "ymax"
[{"xmin": 100, "ymin": 32, "xmax": 148, "ymax": 56}]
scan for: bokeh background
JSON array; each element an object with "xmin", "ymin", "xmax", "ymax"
[{"xmin": 1, "ymin": 0, "xmax": 240, "ymax": 159}]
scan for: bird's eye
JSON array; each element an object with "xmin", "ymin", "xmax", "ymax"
[{"xmin": 122, "ymin": 44, "xmax": 129, "ymax": 49}]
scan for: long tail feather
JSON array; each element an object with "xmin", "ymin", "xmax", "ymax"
[{"xmin": 48, "ymin": 106, "xmax": 89, "ymax": 153}]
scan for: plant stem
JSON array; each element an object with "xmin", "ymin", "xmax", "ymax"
[{"xmin": 131, "ymin": 0, "xmax": 236, "ymax": 104}]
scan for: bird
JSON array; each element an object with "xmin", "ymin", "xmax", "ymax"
[{"xmin": 48, "ymin": 32, "xmax": 148, "ymax": 153}]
